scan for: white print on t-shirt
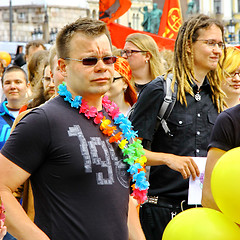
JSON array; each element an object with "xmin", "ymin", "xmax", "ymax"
[{"xmin": 68, "ymin": 125, "xmax": 129, "ymax": 188}]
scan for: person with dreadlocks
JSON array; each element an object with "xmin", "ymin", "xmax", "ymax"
[{"xmin": 129, "ymin": 14, "xmax": 226, "ymax": 239}]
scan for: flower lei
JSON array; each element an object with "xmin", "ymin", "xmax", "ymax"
[{"xmin": 58, "ymin": 82, "xmax": 149, "ymax": 204}]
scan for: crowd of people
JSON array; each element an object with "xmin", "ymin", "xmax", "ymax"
[{"xmin": 0, "ymin": 13, "xmax": 239, "ymax": 240}]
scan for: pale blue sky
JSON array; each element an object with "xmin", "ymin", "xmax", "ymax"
[{"xmin": 0, "ymin": 0, "xmax": 89, "ymax": 8}]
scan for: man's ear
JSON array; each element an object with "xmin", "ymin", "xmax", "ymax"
[
  {"xmin": 58, "ymin": 58, "xmax": 67, "ymax": 78},
  {"xmin": 145, "ymin": 51, "xmax": 151, "ymax": 61}
]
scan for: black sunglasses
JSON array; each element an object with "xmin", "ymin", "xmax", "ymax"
[
  {"xmin": 121, "ymin": 50, "xmax": 147, "ymax": 57},
  {"xmin": 113, "ymin": 76, "xmax": 124, "ymax": 82},
  {"xmin": 64, "ymin": 56, "xmax": 117, "ymax": 66}
]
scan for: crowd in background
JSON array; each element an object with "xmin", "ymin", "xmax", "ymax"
[{"xmin": 0, "ymin": 13, "xmax": 240, "ymax": 240}]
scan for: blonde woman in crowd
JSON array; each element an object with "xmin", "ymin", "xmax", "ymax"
[
  {"xmin": 121, "ymin": 33, "xmax": 165, "ymax": 93},
  {"xmin": 217, "ymin": 46, "xmax": 240, "ymax": 109}
]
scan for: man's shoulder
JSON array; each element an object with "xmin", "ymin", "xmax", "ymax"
[
  {"xmin": 39, "ymin": 96, "xmax": 64, "ymax": 110},
  {"xmin": 220, "ymin": 104, "xmax": 240, "ymax": 120},
  {"xmin": 0, "ymin": 101, "xmax": 7, "ymax": 113},
  {"xmin": 21, "ymin": 96, "xmax": 65, "ymax": 120}
]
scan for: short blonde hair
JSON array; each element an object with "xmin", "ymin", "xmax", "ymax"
[
  {"xmin": 217, "ymin": 46, "xmax": 240, "ymax": 78},
  {"xmin": 56, "ymin": 18, "xmax": 111, "ymax": 59}
]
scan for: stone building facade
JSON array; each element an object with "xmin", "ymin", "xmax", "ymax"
[{"xmin": 0, "ymin": 0, "xmax": 153, "ymax": 43}]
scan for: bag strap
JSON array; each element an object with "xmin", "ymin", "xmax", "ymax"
[
  {"xmin": 1, "ymin": 114, "xmax": 14, "ymax": 127},
  {"xmin": 155, "ymin": 73, "xmax": 177, "ymax": 136}
]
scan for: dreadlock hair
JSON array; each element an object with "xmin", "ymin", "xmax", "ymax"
[{"xmin": 169, "ymin": 14, "xmax": 226, "ymax": 112}]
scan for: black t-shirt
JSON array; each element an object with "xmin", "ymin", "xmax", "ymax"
[
  {"xmin": 1, "ymin": 96, "xmax": 130, "ymax": 240},
  {"xmin": 130, "ymin": 76, "xmax": 218, "ymax": 200},
  {"xmin": 208, "ymin": 104, "xmax": 240, "ymax": 151},
  {"xmin": 135, "ymin": 82, "xmax": 149, "ymax": 93}
]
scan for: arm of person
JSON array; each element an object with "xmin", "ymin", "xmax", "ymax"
[
  {"xmin": 0, "ymin": 153, "xmax": 50, "ymax": 240},
  {"xmin": 128, "ymin": 196, "xmax": 146, "ymax": 240},
  {"xmin": 144, "ymin": 148, "xmax": 200, "ymax": 180},
  {"xmin": 0, "ymin": 220, "xmax": 7, "ymax": 240},
  {"xmin": 137, "ymin": 136, "xmax": 200, "ymax": 180},
  {"xmin": 201, "ymin": 147, "xmax": 225, "ymax": 211}
]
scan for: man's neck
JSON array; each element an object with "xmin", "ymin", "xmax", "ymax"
[
  {"xmin": 192, "ymin": 67, "xmax": 208, "ymax": 89},
  {"xmin": 133, "ymin": 66, "xmax": 152, "ymax": 85},
  {"xmin": 109, "ymin": 94, "xmax": 130, "ymax": 116},
  {"xmin": 71, "ymin": 93, "xmax": 103, "ymax": 111},
  {"xmin": 224, "ymin": 95, "xmax": 240, "ymax": 109},
  {"xmin": 6, "ymin": 101, "xmax": 21, "ymax": 110}
]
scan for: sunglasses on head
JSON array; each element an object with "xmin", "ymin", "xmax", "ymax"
[{"xmin": 64, "ymin": 56, "xmax": 117, "ymax": 66}]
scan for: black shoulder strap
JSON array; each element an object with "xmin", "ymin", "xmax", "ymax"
[
  {"xmin": 1, "ymin": 114, "xmax": 14, "ymax": 127},
  {"xmin": 155, "ymin": 73, "xmax": 177, "ymax": 136}
]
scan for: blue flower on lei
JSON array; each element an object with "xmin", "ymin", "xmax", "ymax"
[
  {"xmin": 58, "ymin": 82, "xmax": 72, "ymax": 102},
  {"xmin": 71, "ymin": 96, "xmax": 82, "ymax": 109},
  {"xmin": 127, "ymin": 163, "xmax": 142, "ymax": 175}
]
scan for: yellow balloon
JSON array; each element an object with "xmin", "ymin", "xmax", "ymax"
[
  {"xmin": 0, "ymin": 51, "xmax": 11, "ymax": 66},
  {"xmin": 162, "ymin": 208, "xmax": 240, "ymax": 240},
  {"xmin": 211, "ymin": 147, "xmax": 240, "ymax": 224}
]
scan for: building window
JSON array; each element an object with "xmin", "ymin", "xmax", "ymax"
[
  {"xmin": 2, "ymin": 10, "xmax": 10, "ymax": 22},
  {"xmin": 195, "ymin": 0, "xmax": 200, "ymax": 13},
  {"xmin": 238, "ymin": 0, "xmax": 240, "ymax": 13},
  {"xmin": 92, "ymin": 9, "xmax": 96, "ymax": 19},
  {"xmin": 86, "ymin": 9, "xmax": 90, "ymax": 18},
  {"xmin": 214, "ymin": 0, "xmax": 221, "ymax": 14},
  {"xmin": 17, "ymin": 12, "xmax": 28, "ymax": 23}
]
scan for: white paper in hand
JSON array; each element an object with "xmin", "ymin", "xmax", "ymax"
[{"xmin": 188, "ymin": 157, "xmax": 207, "ymax": 205}]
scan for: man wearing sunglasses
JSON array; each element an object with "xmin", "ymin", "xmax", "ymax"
[{"xmin": 0, "ymin": 18, "xmax": 144, "ymax": 240}]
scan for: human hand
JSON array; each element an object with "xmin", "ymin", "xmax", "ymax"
[
  {"xmin": 0, "ymin": 198, "xmax": 5, "ymax": 223},
  {"xmin": 0, "ymin": 220, "xmax": 7, "ymax": 240},
  {"xmin": 166, "ymin": 155, "xmax": 200, "ymax": 180}
]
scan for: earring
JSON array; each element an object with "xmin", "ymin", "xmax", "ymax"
[{"xmin": 145, "ymin": 60, "xmax": 148, "ymax": 63}]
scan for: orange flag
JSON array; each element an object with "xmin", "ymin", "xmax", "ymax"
[
  {"xmin": 158, "ymin": 0, "xmax": 182, "ymax": 39},
  {"xmin": 99, "ymin": 0, "xmax": 132, "ymax": 24},
  {"xmin": 107, "ymin": 22, "xmax": 175, "ymax": 51}
]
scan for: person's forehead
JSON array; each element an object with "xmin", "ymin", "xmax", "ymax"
[
  {"xmin": 196, "ymin": 24, "xmax": 222, "ymax": 37},
  {"xmin": 124, "ymin": 41, "xmax": 140, "ymax": 50},
  {"xmin": 28, "ymin": 45, "xmax": 45, "ymax": 54},
  {"xmin": 3, "ymin": 70, "xmax": 26, "ymax": 81},
  {"xmin": 114, "ymin": 70, "xmax": 122, "ymax": 77},
  {"xmin": 44, "ymin": 65, "xmax": 51, "ymax": 76},
  {"xmin": 70, "ymin": 33, "xmax": 111, "ymax": 51}
]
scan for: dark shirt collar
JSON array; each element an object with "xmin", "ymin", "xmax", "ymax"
[{"xmin": 190, "ymin": 76, "xmax": 211, "ymax": 93}]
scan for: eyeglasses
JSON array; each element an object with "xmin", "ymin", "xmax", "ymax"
[
  {"xmin": 113, "ymin": 76, "xmax": 124, "ymax": 82},
  {"xmin": 195, "ymin": 39, "xmax": 225, "ymax": 50},
  {"xmin": 121, "ymin": 50, "xmax": 147, "ymax": 57},
  {"xmin": 64, "ymin": 56, "xmax": 117, "ymax": 66},
  {"xmin": 42, "ymin": 77, "xmax": 54, "ymax": 85},
  {"xmin": 42, "ymin": 77, "xmax": 51, "ymax": 82},
  {"xmin": 224, "ymin": 70, "xmax": 240, "ymax": 78}
]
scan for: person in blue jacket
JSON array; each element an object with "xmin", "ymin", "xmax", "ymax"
[{"xmin": 0, "ymin": 66, "xmax": 29, "ymax": 149}]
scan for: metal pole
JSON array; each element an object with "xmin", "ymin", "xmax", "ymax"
[{"xmin": 9, "ymin": 0, "xmax": 13, "ymax": 42}]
